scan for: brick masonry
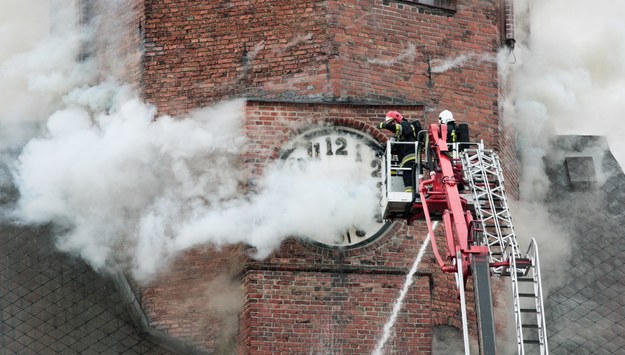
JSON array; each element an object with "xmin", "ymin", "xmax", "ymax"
[
  {"xmin": 135, "ymin": 0, "xmax": 510, "ymax": 353},
  {"xmin": 240, "ymin": 270, "xmax": 432, "ymax": 354},
  {"xmin": 139, "ymin": 245, "xmax": 249, "ymax": 354},
  {"xmin": 142, "ymin": 0, "xmax": 503, "ymax": 140},
  {"xmin": 86, "ymin": 0, "xmax": 145, "ymax": 88},
  {"xmin": 242, "ymin": 102, "xmax": 423, "ymax": 176}
]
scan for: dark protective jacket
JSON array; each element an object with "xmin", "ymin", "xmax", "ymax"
[
  {"xmin": 379, "ymin": 119, "xmax": 417, "ymax": 191},
  {"xmin": 446, "ymin": 122, "xmax": 471, "ymax": 151},
  {"xmin": 378, "ymin": 119, "xmax": 417, "ymax": 159},
  {"xmin": 446, "ymin": 122, "xmax": 457, "ymax": 144}
]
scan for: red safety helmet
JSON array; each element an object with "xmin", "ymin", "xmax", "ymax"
[{"xmin": 385, "ymin": 111, "xmax": 403, "ymax": 123}]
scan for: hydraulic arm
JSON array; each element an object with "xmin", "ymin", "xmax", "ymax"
[{"xmin": 380, "ymin": 123, "xmax": 549, "ymax": 355}]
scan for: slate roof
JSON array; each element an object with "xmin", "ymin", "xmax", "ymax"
[
  {"xmin": 0, "ymin": 223, "xmax": 180, "ymax": 354},
  {"xmin": 543, "ymin": 136, "xmax": 625, "ymax": 354}
]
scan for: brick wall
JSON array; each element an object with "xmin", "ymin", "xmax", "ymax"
[
  {"xmin": 140, "ymin": 0, "xmax": 510, "ymax": 185},
  {"xmin": 136, "ymin": 0, "xmax": 510, "ymax": 353},
  {"xmin": 326, "ymin": 1, "xmax": 501, "ymax": 123},
  {"xmin": 140, "ymin": 245, "xmax": 248, "ymax": 354},
  {"xmin": 142, "ymin": 1, "xmax": 503, "ymax": 153},
  {"xmin": 88, "ymin": 0, "xmax": 145, "ymax": 88},
  {"xmin": 239, "ymin": 270, "xmax": 432, "ymax": 354},
  {"xmin": 142, "ymin": 1, "xmax": 330, "ymax": 113},
  {"xmin": 243, "ymin": 101, "xmax": 423, "ymax": 176}
]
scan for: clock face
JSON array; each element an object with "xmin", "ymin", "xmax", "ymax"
[{"xmin": 280, "ymin": 126, "xmax": 392, "ymax": 248}]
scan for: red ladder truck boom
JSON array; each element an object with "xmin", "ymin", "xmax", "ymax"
[{"xmin": 379, "ymin": 122, "xmax": 549, "ymax": 355}]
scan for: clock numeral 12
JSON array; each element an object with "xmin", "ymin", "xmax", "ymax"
[
  {"xmin": 324, "ymin": 137, "xmax": 348, "ymax": 156},
  {"xmin": 307, "ymin": 137, "xmax": 349, "ymax": 158},
  {"xmin": 305, "ymin": 138, "xmax": 382, "ymax": 178}
]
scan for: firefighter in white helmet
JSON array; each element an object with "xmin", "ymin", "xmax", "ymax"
[{"xmin": 438, "ymin": 109, "xmax": 458, "ymax": 146}]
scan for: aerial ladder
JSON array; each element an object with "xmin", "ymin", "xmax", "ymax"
[{"xmin": 379, "ymin": 123, "xmax": 548, "ymax": 354}]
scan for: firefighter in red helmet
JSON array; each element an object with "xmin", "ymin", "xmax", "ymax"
[{"xmin": 379, "ymin": 110, "xmax": 417, "ymax": 192}]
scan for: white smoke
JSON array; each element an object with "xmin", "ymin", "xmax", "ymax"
[
  {"xmin": 430, "ymin": 52, "xmax": 496, "ymax": 73},
  {"xmin": 11, "ymin": 86, "xmax": 379, "ymax": 282},
  {"xmin": 499, "ymin": 0, "xmax": 625, "ymax": 312},
  {"xmin": 2, "ymin": 1, "xmax": 380, "ymax": 283},
  {"xmin": 0, "ymin": 1, "xmax": 91, "ymax": 164},
  {"xmin": 368, "ymin": 43, "xmax": 417, "ymax": 65},
  {"xmin": 502, "ymin": 0, "xmax": 625, "ymax": 199},
  {"xmin": 175, "ymin": 156, "xmax": 379, "ymax": 258},
  {"xmin": 20, "ymin": 93, "xmax": 226, "ymax": 263},
  {"xmin": 276, "ymin": 33, "xmax": 313, "ymax": 54}
]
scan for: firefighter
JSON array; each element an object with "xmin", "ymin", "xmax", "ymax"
[
  {"xmin": 438, "ymin": 109, "xmax": 470, "ymax": 192},
  {"xmin": 379, "ymin": 111, "xmax": 417, "ymax": 192},
  {"xmin": 438, "ymin": 109, "xmax": 457, "ymax": 144},
  {"xmin": 438, "ymin": 109, "xmax": 470, "ymax": 153}
]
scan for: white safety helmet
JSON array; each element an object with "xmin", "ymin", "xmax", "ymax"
[{"xmin": 438, "ymin": 110, "xmax": 455, "ymax": 124}]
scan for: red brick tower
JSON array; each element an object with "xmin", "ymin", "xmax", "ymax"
[{"xmin": 130, "ymin": 1, "xmax": 514, "ymax": 353}]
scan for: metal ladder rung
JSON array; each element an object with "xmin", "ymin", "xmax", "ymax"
[
  {"xmin": 472, "ymin": 183, "xmax": 500, "ymax": 189},
  {"xmin": 472, "ymin": 196, "xmax": 503, "ymax": 201},
  {"xmin": 484, "ymin": 210, "xmax": 508, "ymax": 215},
  {"xmin": 522, "ymin": 324, "xmax": 540, "ymax": 329},
  {"xmin": 519, "ymin": 293, "xmax": 536, "ymax": 298},
  {"xmin": 515, "ymin": 258, "xmax": 532, "ymax": 266},
  {"xmin": 482, "ymin": 224, "xmax": 511, "ymax": 228},
  {"xmin": 476, "ymin": 204, "xmax": 506, "ymax": 210},
  {"xmin": 520, "ymin": 308, "xmax": 539, "ymax": 313},
  {"xmin": 500, "ymin": 267, "xmax": 527, "ymax": 276}
]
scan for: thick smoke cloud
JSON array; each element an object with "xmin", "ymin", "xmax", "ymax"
[
  {"xmin": 501, "ymin": 0, "xmax": 625, "ymax": 268},
  {"xmin": 1, "ymin": 1, "xmax": 379, "ymax": 283},
  {"xmin": 13, "ymin": 93, "xmax": 243, "ymax": 280},
  {"xmin": 1, "ymin": 2, "xmax": 91, "ymax": 175},
  {"xmin": 502, "ymin": 0, "xmax": 625, "ymax": 197}
]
